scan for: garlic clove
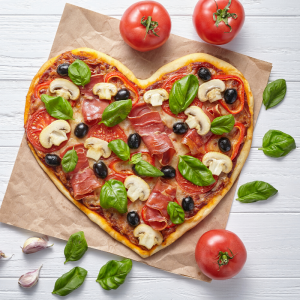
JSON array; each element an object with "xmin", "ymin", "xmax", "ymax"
[
  {"xmin": 0, "ymin": 250, "xmax": 13, "ymax": 260},
  {"xmin": 21, "ymin": 236, "xmax": 53, "ymax": 254},
  {"xmin": 18, "ymin": 265, "xmax": 43, "ymax": 288}
]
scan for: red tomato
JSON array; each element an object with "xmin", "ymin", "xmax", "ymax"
[
  {"xmin": 120, "ymin": 1, "xmax": 171, "ymax": 52},
  {"xmin": 195, "ymin": 230, "xmax": 247, "ymax": 280},
  {"xmin": 193, "ymin": 0, "xmax": 245, "ymax": 45},
  {"xmin": 87, "ymin": 123, "xmax": 127, "ymax": 143}
]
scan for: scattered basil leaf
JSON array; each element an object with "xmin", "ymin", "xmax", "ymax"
[
  {"xmin": 62, "ymin": 148, "xmax": 78, "ymax": 173},
  {"xmin": 108, "ymin": 139, "xmax": 130, "ymax": 161},
  {"xmin": 100, "ymin": 179, "xmax": 128, "ymax": 213},
  {"xmin": 52, "ymin": 266, "xmax": 87, "ymax": 296},
  {"xmin": 169, "ymin": 74, "xmax": 199, "ymax": 115},
  {"xmin": 236, "ymin": 181, "xmax": 278, "ymax": 203},
  {"xmin": 211, "ymin": 114, "xmax": 235, "ymax": 135},
  {"xmin": 178, "ymin": 155, "xmax": 215, "ymax": 186},
  {"xmin": 167, "ymin": 202, "xmax": 185, "ymax": 224},
  {"xmin": 129, "ymin": 153, "xmax": 142, "ymax": 164},
  {"xmin": 96, "ymin": 258, "xmax": 132, "ymax": 290},
  {"xmin": 68, "ymin": 59, "xmax": 91, "ymax": 86},
  {"xmin": 263, "ymin": 79, "xmax": 286, "ymax": 110},
  {"xmin": 64, "ymin": 231, "xmax": 88, "ymax": 264},
  {"xmin": 258, "ymin": 130, "xmax": 296, "ymax": 158},
  {"xmin": 41, "ymin": 94, "xmax": 74, "ymax": 120},
  {"xmin": 135, "ymin": 160, "xmax": 164, "ymax": 177},
  {"xmin": 100, "ymin": 99, "xmax": 132, "ymax": 127}
]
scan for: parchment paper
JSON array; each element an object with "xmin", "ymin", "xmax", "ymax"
[{"xmin": 0, "ymin": 4, "xmax": 272, "ymax": 282}]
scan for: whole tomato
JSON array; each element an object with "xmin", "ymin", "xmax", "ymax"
[
  {"xmin": 195, "ymin": 229, "xmax": 247, "ymax": 280},
  {"xmin": 120, "ymin": 1, "xmax": 171, "ymax": 52},
  {"xmin": 193, "ymin": 0, "xmax": 245, "ymax": 45}
]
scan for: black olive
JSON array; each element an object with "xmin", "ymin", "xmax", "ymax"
[
  {"xmin": 57, "ymin": 63, "xmax": 70, "ymax": 76},
  {"xmin": 115, "ymin": 88, "xmax": 130, "ymax": 101},
  {"xmin": 127, "ymin": 211, "xmax": 140, "ymax": 227},
  {"xmin": 74, "ymin": 123, "xmax": 89, "ymax": 138},
  {"xmin": 218, "ymin": 137, "xmax": 231, "ymax": 152},
  {"xmin": 198, "ymin": 67, "xmax": 212, "ymax": 81},
  {"xmin": 161, "ymin": 166, "xmax": 176, "ymax": 179},
  {"xmin": 224, "ymin": 89, "xmax": 238, "ymax": 104},
  {"xmin": 182, "ymin": 196, "xmax": 194, "ymax": 211},
  {"xmin": 93, "ymin": 161, "xmax": 108, "ymax": 179},
  {"xmin": 45, "ymin": 154, "xmax": 61, "ymax": 167},
  {"xmin": 128, "ymin": 133, "xmax": 141, "ymax": 149},
  {"xmin": 173, "ymin": 122, "xmax": 189, "ymax": 134}
]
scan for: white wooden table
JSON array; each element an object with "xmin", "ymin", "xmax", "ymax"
[{"xmin": 1, "ymin": 1, "xmax": 300, "ymax": 298}]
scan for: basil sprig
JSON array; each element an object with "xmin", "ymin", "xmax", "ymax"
[
  {"xmin": 263, "ymin": 79, "xmax": 286, "ymax": 110},
  {"xmin": 108, "ymin": 139, "xmax": 130, "ymax": 161},
  {"xmin": 129, "ymin": 153, "xmax": 142, "ymax": 164},
  {"xmin": 236, "ymin": 181, "xmax": 278, "ymax": 203},
  {"xmin": 64, "ymin": 231, "xmax": 88, "ymax": 264},
  {"xmin": 167, "ymin": 202, "xmax": 185, "ymax": 224},
  {"xmin": 68, "ymin": 59, "xmax": 91, "ymax": 86},
  {"xmin": 129, "ymin": 153, "xmax": 163, "ymax": 177},
  {"xmin": 41, "ymin": 94, "xmax": 74, "ymax": 120},
  {"xmin": 178, "ymin": 155, "xmax": 215, "ymax": 186},
  {"xmin": 259, "ymin": 130, "xmax": 296, "ymax": 158},
  {"xmin": 169, "ymin": 74, "xmax": 199, "ymax": 115},
  {"xmin": 52, "ymin": 267, "xmax": 87, "ymax": 296},
  {"xmin": 96, "ymin": 258, "xmax": 132, "ymax": 290},
  {"xmin": 62, "ymin": 148, "xmax": 78, "ymax": 173},
  {"xmin": 100, "ymin": 99, "xmax": 132, "ymax": 127},
  {"xmin": 211, "ymin": 114, "xmax": 235, "ymax": 135}
]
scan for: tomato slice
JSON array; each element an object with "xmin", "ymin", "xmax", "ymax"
[
  {"xmin": 162, "ymin": 74, "xmax": 188, "ymax": 92},
  {"xmin": 87, "ymin": 123, "xmax": 127, "ymax": 142},
  {"xmin": 34, "ymin": 80, "xmax": 53, "ymax": 99}
]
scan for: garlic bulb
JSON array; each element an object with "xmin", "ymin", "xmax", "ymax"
[
  {"xmin": 18, "ymin": 265, "xmax": 43, "ymax": 288},
  {"xmin": 21, "ymin": 236, "xmax": 53, "ymax": 254},
  {"xmin": 0, "ymin": 250, "xmax": 13, "ymax": 260}
]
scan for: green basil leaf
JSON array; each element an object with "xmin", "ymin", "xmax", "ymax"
[
  {"xmin": 178, "ymin": 155, "xmax": 215, "ymax": 186},
  {"xmin": 258, "ymin": 130, "xmax": 296, "ymax": 158},
  {"xmin": 68, "ymin": 59, "xmax": 91, "ymax": 86},
  {"xmin": 41, "ymin": 94, "xmax": 74, "ymax": 120},
  {"xmin": 135, "ymin": 160, "xmax": 164, "ymax": 177},
  {"xmin": 96, "ymin": 258, "xmax": 132, "ymax": 290},
  {"xmin": 263, "ymin": 79, "xmax": 287, "ymax": 110},
  {"xmin": 100, "ymin": 179, "xmax": 128, "ymax": 213},
  {"xmin": 169, "ymin": 74, "xmax": 199, "ymax": 115},
  {"xmin": 62, "ymin": 148, "xmax": 78, "ymax": 173},
  {"xmin": 167, "ymin": 202, "xmax": 185, "ymax": 224},
  {"xmin": 211, "ymin": 114, "xmax": 235, "ymax": 135},
  {"xmin": 64, "ymin": 231, "xmax": 88, "ymax": 264},
  {"xmin": 236, "ymin": 181, "xmax": 278, "ymax": 203},
  {"xmin": 129, "ymin": 153, "xmax": 142, "ymax": 164},
  {"xmin": 108, "ymin": 139, "xmax": 130, "ymax": 161},
  {"xmin": 52, "ymin": 267, "xmax": 87, "ymax": 296},
  {"xmin": 100, "ymin": 99, "xmax": 132, "ymax": 127}
]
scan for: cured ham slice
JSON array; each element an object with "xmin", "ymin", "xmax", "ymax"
[
  {"xmin": 129, "ymin": 112, "xmax": 164, "ymax": 135},
  {"xmin": 82, "ymin": 98, "xmax": 110, "ymax": 122},
  {"xmin": 182, "ymin": 129, "xmax": 213, "ymax": 155},
  {"xmin": 80, "ymin": 75, "xmax": 104, "ymax": 99},
  {"xmin": 143, "ymin": 206, "xmax": 168, "ymax": 231}
]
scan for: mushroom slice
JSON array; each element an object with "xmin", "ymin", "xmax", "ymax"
[
  {"xmin": 124, "ymin": 175, "xmax": 151, "ymax": 202},
  {"xmin": 39, "ymin": 120, "xmax": 70, "ymax": 149},
  {"xmin": 143, "ymin": 89, "xmax": 169, "ymax": 106},
  {"xmin": 92, "ymin": 83, "xmax": 118, "ymax": 100},
  {"xmin": 49, "ymin": 78, "xmax": 80, "ymax": 100},
  {"xmin": 133, "ymin": 224, "xmax": 163, "ymax": 250},
  {"xmin": 198, "ymin": 79, "xmax": 226, "ymax": 103},
  {"xmin": 184, "ymin": 106, "xmax": 211, "ymax": 135},
  {"xmin": 84, "ymin": 137, "xmax": 111, "ymax": 161},
  {"xmin": 202, "ymin": 152, "xmax": 233, "ymax": 176}
]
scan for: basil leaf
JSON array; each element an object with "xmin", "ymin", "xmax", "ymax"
[
  {"xmin": 211, "ymin": 114, "xmax": 235, "ymax": 135},
  {"xmin": 236, "ymin": 181, "xmax": 278, "ymax": 203},
  {"xmin": 100, "ymin": 179, "xmax": 128, "ymax": 213},
  {"xmin": 129, "ymin": 153, "xmax": 142, "ymax": 164},
  {"xmin": 108, "ymin": 139, "xmax": 130, "ymax": 161},
  {"xmin": 100, "ymin": 99, "xmax": 132, "ymax": 127},
  {"xmin": 169, "ymin": 74, "xmax": 199, "ymax": 115},
  {"xmin": 52, "ymin": 267, "xmax": 87, "ymax": 296},
  {"xmin": 167, "ymin": 202, "xmax": 185, "ymax": 224},
  {"xmin": 64, "ymin": 231, "xmax": 88, "ymax": 264},
  {"xmin": 68, "ymin": 59, "xmax": 91, "ymax": 86},
  {"xmin": 61, "ymin": 148, "xmax": 78, "ymax": 173},
  {"xmin": 41, "ymin": 94, "xmax": 74, "ymax": 120},
  {"xmin": 135, "ymin": 160, "xmax": 164, "ymax": 177},
  {"xmin": 259, "ymin": 130, "xmax": 296, "ymax": 158},
  {"xmin": 263, "ymin": 79, "xmax": 286, "ymax": 110},
  {"xmin": 96, "ymin": 258, "xmax": 132, "ymax": 290},
  {"xmin": 178, "ymin": 155, "xmax": 215, "ymax": 186}
]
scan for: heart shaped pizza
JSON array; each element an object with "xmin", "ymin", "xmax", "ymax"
[{"xmin": 24, "ymin": 48, "xmax": 253, "ymax": 258}]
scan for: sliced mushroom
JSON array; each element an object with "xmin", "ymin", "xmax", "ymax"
[
  {"xmin": 184, "ymin": 106, "xmax": 211, "ymax": 135},
  {"xmin": 133, "ymin": 224, "xmax": 163, "ymax": 250},
  {"xmin": 39, "ymin": 120, "xmax": 70, "ymax": 149},
  {"xmin": 124, "ymin": 175, "xmax": 151, "ymax": 202},
  {"xmin": 143, "ymin": 89, "xmax": 169, "ymax": 106},
  {"xmin": 202, "ymin": 152, "xmax": 233, "ymax": 175},
  {"xmin": 49, "ymin": 78, "xmax": 80, "ymax": 100},
  {"xmin": 93, "ymin": 83, "xmax": 118, "ymax": 100},
  {"xmin": 84, "ymin": 137, "xmax": 111, "ymax": 161},
  {"xmin": 198, "ymin": 79, "xmax": 226, "ymax": 103}
]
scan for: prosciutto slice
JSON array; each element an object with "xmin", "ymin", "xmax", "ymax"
[
  {"xmin": 82, "ymin": 98, "xmax": 110, "ymax": 122},
  {"xmin": 182, "ymin": 129, "xmax": 213, "ymax": 155},
  {"xmin": 80, "ymin": 75, "xmax": 104, "ymax": 99}
]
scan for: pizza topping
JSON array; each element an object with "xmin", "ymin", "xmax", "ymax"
[
  {"xmin": 74, "ymin": 123, "xmax": 89, "ymax": 139},
  {"xmin": 45, "ymin": 154, "xmax": 61, "ymax": 167},
  {"xmin": 124, "ymin": 175, "xmax": 151, "ymax": 202},
  {"xmin": 93, "ymin": 161, "xmax": 108, "ymax": 179},
  {"xmin": 84, "ymin": 137, "xmax": 111, "ymax": 161},
  {"xmin": 161, "ymin": 166, "xmax": 176, "ymax": 179},
  {"xmin": 198, "ymin": 79, "xmax": 225, "ymax": 103},
  {"xmin": 224, "ymin": 88, "xmax": 238, "ymax": 104},
  {"xmin": 184, "ymin": 106, "xmax": 211, "ymax": 136},
  {"xmin": 182, "ymin": 129, "xmax": 213, "ymax": 155},
  {"xmin": 61, "ymin": 148, "xmax": 78, "ymax": 173},
  {"xmin": 167, "ymin": 202, "xmax": 185, "ymax": 225},
  {"xmin": 202, "ymin": 152, "xmax": 233, "ymax": 176},
  {"xmin": 198, "ymin": 67, "xmax": 212, "ymax": 81},
  {"xmin": 210, "ymin": 114, "xmax": 235, "ymax": 135},
  {"xmin": 108, "ymin": 139, "xmax": 130, "ymax": 161},
  {"xmin": 143, "ymin": 88, "xmax": 169, "ymax": 106},
  {"xmin": 218, "ymin": 137, "xmax": 231, "ymax": 152},
  {"xmin": 57, "ymin": 63, "xmax": 70, "ymax": 77},
  {"xmin": 127, "ymin": 211, "xmax": 140, "ymax": 227},
  {"xmin": 68, "ymin": 59, "xmax": 91, "ymax": 87},
  {"xmin": 230, "ymin": 122, "xmax": 246, "ymax": 160},
  {"xmin": 92, "ymin": 82, "xmax": 117, "ymax": 100},
  {"xmin": 87, "ymin": 123, "xmax": 127, "ymax": 143},
  {"xmin": 115, "ymin": 88, "xmax": 130, "ymax": 101},
  {"xmin": 172, "ymin": 122, "xmax": 189, "ymax": 134},
  {"xmin": 182, "ymin": 196, "xmax": 194, "ymax": 211},
  {"xmin": 127, "ymin": 133, "xmax": 141, "ymax": 149},
  {"xmin": 49, "ymin": 78, "xmax": 80, "ymax": 100},
  {"xmin": 133, "ymin": 224, "xmax": 163, "ymax": 250},
  {"xmin": 82, "ymin": 98, "xmax": 110, "ymax": 122}
]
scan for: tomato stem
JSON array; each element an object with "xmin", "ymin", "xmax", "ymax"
[
  {"xmin": 213, "ymin": 0, "xmax": 238, "ymax": 33},
  {"xmin": 216, "ymin": 248, "xmax": 236, "ymax": 270},
  {"xmin": 141, "ymin": 16, "xmax": 160, "ymax": 39}
]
